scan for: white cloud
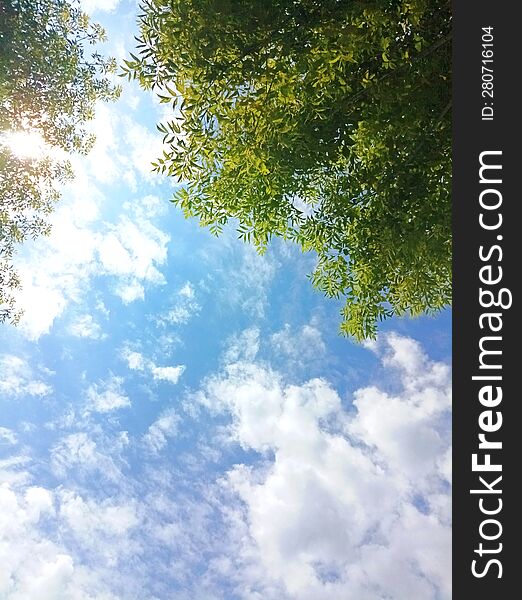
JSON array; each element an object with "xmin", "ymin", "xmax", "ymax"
[
  {"xmin": 0, "ymin": 484, "xmax": 69, "ymax": 600},
  {"xmin": 0, "ymin": 481, "xmax": 134, "ymax": 600},
  {"xmin": 0, "ymin": 355, "xmax": 52, "ymax": 399},
  {"xmin": 99, "ymin": 218, "xmax": 168, "ymax": 283},
  {"xmin": 122, "ymin": 348, "xmax": 185, "ymax": 386},
  {"xmin": 98, "ymin": 216, "xmax": 169, "ymax": 305},
  {"xmin": 97, "ymin": 233, "xmax": 135, "ymax": 275},
  {"xmin": 223, "ymin": 328, "xmax": 260, "ymax": 364},
  {"xmin": 0, "ymin": 332, "xmax": 451, "ymax": 600},
  {"xmin": 195, "ymin": 332, "xmax": 451, "ymax": 599},
  {"xmin": 0, "ymin": 456, "xmax": 32, "ymax": 487},
  {"xmin": 225, "ymin": 245, "xmax": 277, "ymax": 319},
  {"xmin": 114, "ymin": 280, "xmax": 145, "ymax": 304},
  {"xmin": 80, "ymin": 0, "xmax": 121, "ymax": 14},
  {"xmin": 14, "ymin": 281, "xmax": 68, "ymax": 341},
  {"xmin": 122, "ymin": 350, "xmax": 146, "ymax": 371},
  {"xmin": 14, "ymin": 200, "xmax": 93, "ymax": 338},
  {"xmin": 270, "ymin": 322, "xmax": 326, "ymax": 363},
  {"xmin": 157, "ymin": 281, "xmax": 200, "ymax": 326},
  {"xmin": 14, "ymin": 197, "xmax": 170, "ymax": 340},
  {"xmin": 124, "ymin": 194, "xmax": 167, "ymax": 220},
  {"xmin": 95, "ymin": 299, "xmax": 110, "ymax": 318},
  {"xmin": 198, "ymin": 234, "xmax": 277, "ymax": 320},
  {"xmin": 0, "ymin": 427, "xmax": 18, "ymax": 445},
  {"xmin": 68, "ymin": 314, "xmax": 106, "ymax": 340},
  {"xmin": 50, "ymin": 432, "xmax": 98, "ymax": 476},
  {"xmin": 24, "ymin": 486, "xmax": 55, "ymax": 521},
  {"xmin": 66, "ymin": 101, "xmax": 166, "ymax": 191},
  {"xmin": 86, "ymin": 376, "xmax": 130, "ymax": 413},
  {"xmin": 178, "ymin": 282, "xmax": 195, "ymax": 299},
  {"xmin": 81, "ymin": 103, "xmax": 119, "ymax": 184},
  {"xmin": 122, "ymin": 117, "xmax": 164, "ymax": 181},
  {"xmin": 59, "ymin": 489, "xmax": 139, "ymax": 547},
  {"xmin": 142, "ymin": 409, "xmax": 180, "ymax": 453},
  {"xmin": 50, "ymin": 432, "xmax": 126, "ymax": 484},
  {"xmin": 12, "ymin": 101, "xmax": 171, "ymax": 341},
  {"xmin": 151, "ymin": 365, "xmax": 185, "ymax": 384}
]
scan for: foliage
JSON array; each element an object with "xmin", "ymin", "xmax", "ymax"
[
  {"xmin": 0, "ymin": 0, "xmax": 119, "ymax": 323},
  {"xmin": 124, "ymin": 0, "xmax": 452, "ymax": 339}
]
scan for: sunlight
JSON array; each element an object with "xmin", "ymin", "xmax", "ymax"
[{"xmin": 1, "ymin": 130, "xmax": 48, "ymax": 160}]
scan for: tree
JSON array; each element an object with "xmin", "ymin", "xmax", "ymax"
[
  {"xmin": 0, "ymin": 0, "xmax": 119, "ymax": 323},
  {"xmin": 124, "ymin": 0, "xmax": 451, "ymax": 339}
]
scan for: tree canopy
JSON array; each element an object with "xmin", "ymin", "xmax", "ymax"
[
  {"xmin": 124, "ymin": 0, "xmax": 451, "ymax": 339},
  {"xmin": 0, "ymin": 0, "xmax": 119, "ymax": 323}
]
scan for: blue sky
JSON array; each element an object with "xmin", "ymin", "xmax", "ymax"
[{"xmin": 0, "ymin": 1, "xmax": 451, "ymax": 598}]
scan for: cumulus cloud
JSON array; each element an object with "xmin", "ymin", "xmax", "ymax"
[
  {"xmin": 122, "ymin": 350, "xmax": 146, "ymax": 371},
  {"xmin": 116, "ymin": 281, "xmax": 145, "ymax": 303},
  {"xmin": 86, "ymin": 376, "xmax": 131, "ymax": 413},
  {"xmin": 151, "ymin": 366, "xmax": 185, "ymax": 384},
  {"xmin": 198, "ymin": 236, "xmax": 277, "ymax": 320},
  {"xmin": 0, "ymin": 332, "xmax": 451, "ymax": 600},
  {"xmin": 0, "ymin": 456, "xmax": 32, "ymax": 487},
  {"xmin": 14, "ymin": 196, "xmax": 170, "ymax": 340},
  {"xmin": 142, "ymin": 409, "xmax": 180, "ymax": 454},
  {"xmin": 0, "ymin": 427, "xmax": 18, "ymax": 445},
  {"xmin": 0, "ymin": 484, "xmax": 67, "ymax": 599},
  {"xmin": 122, "ymin": 117, "xmax": 164, "ymax": 182},
  {"xmin": 68, "ymin": 314, "xmax": 106, "ymax": 340},
  {"xmin": 98, "ymin": 216, "xmax": 169, "ymax": 303},
  {"xmin": 0, "ymin": 355, "xmax": 52, "ymax": 399},
  {"xmin": 156, "ymin": 281, "xmax": 200, "ymax": 326},
  {"xmin": 59, "ymin": 490, "xmax": 139, "ymax": 554},
  {"xmin": 124, "ymin": 194, "xmax": 168, "ymax": 221},
  {"xmin": 195, "ymin": 332, "xmax": 452, "ymax": 599},
  {"xmin": 50, "ymin": 432, "xmax": 98, "ymax": 477},
  {"xmin": 223, "ymin": 328, "xmax": 260, "ymax": 364},
  {"xmin": 0, "ymin": 481, "xmax": 136, "ymax": 600},
  {"xmin": 50, "ymin": 431, "xmax": 127, "ymax": 483},
  {"xmin": 270, "ymin": 321, "xmax": 326, "ymax": 364},
  {"xmin": 80, "ymin": 102, "xmax": 119, "ymax": 184},
  {"xmin": 122, "ymin": 348, "xmax": 185, "ymax": 385},
  {"xmin": 12, "ymin": 101, "xmax": 171, "ymax": 341},
  {"xmin": 80, "ymin": 0, "xmax": 121, "ymax": 14},
  {"xmin": 224, "ymin": 245, "xmax": 277, "ymax": 319}
]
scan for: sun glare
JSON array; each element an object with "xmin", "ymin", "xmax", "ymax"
[{"xmin": 1, "ymin": 130, "xmax": 48, "ymax": 160}]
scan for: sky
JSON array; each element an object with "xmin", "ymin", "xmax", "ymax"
[{"xmin": 0, "ymin": 1, "xmax": 452, "ymax": 599}]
